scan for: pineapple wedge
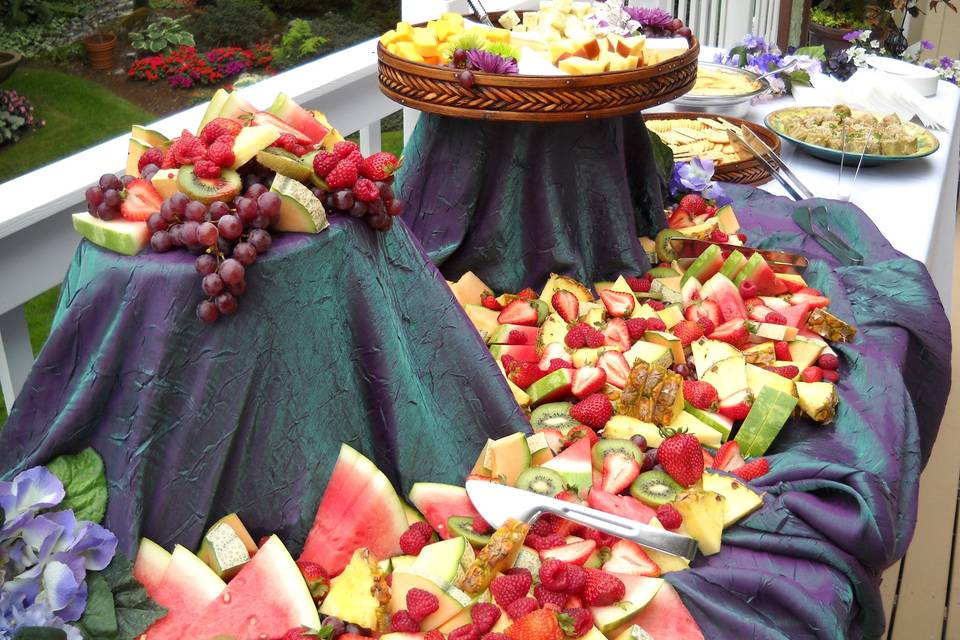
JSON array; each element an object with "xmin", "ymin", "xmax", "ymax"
[
  {"xmin": 539, "ymin": 273, "xmax": 594, "ymax": 303},
  {"xmin": 796, "ymin": 381, "xmax": 839, "ymax": 424},
  {"xmin": 320, "ymin": 548, "xmax": 390, "ymax": 631},
  {"xmin": 702, "ymin": 471, "xmax": 764, "ymax": 527},
  {"xmin": 673, "ymin": 491, "xmax": 725, "ymax": 555},
  {"xmin": 806, "ymin": 308, "xmax": 857, "ymax": 343},
  {"xmin": 457, "ymin": 519, "xmax": 529, "ymax": 595}
]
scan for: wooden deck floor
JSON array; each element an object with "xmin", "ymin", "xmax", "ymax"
[{"xmin": 879, "ymin": 219, "xmax": 960, "ymax": 639}]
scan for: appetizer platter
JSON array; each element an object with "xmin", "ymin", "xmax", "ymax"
[
  {"xmin": 765, "ymin": 104, "xmax": 940, "ymax": 166},
  {"xmin": 376, "ymin": 1, "xmax": 700, "ymax": 121},
  {"xmin": 672, "ymin": 63, "xmax": 768, "ymax": 115}
]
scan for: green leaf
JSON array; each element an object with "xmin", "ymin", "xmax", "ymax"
[
  {"xmin": 46, "ymin": 448, "xmax": 108, "ymax": 524},
  {"xmin": 649, "ymin": 131, "xmax": 675, "ymax": 187},
  {"xmin": 78, "ymin": 573, "xmax": 119, "ymax": 639},
  {"xmin": 98, "ymin": 552, "xmax": 168, "ymax": 640},
  {"xmin": 794, "ymin": 44, "xmax": 826, "ymax": 60},
  {"xmin": 787, "ymin": 70, "xmax": 812, "ymax": 86}
]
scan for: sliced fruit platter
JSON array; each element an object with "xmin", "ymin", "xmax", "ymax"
[{"xmin": 73, "ymin": 90, "xmax": 404, "ymax": 323}]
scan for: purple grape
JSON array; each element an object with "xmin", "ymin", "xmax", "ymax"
[
  {"xmin": 367, "ymin": 199, "xmax": 385, "ymax": 217},
  {"xmin": 233, "ymin": 242, "xmax": 257, "ymax": 266},
  {"xmin": 218, "ymin": 215, "xmax": 243, "ymax": 241},
  {"xmin": 160, "ymin": 200, "xmax": 178, "ymax": 223},
  {"xmin": 147, "ymin": 212, "xmax": 167, "ymax": 233},
  {"xmin": 459, "ymin": 70, "xmax": 476, "ymax": 89},
  {"xmin": 630, "ymin": 435, "xmax": 648, "ymax": 451},
  {"xmin": 376, "ymin": 182, "xmax": 394, "ymax": 201},
  {"xmin": 250, "ymin": 214, "xmax": 270, "ymax": 229},
  {"xmin": 99, "ymin": 173, "xmax": 121, "ymax": 191},
  {"xmin": 121, "ymin": 174, "xmax": 136, "ymax": 187},
  {"xmin": 348, "ymin": 201, "xmax": 367, "ymax": 218},
  {"xmin": 85, "ymin": 186, "xmax": 105, "ymax": 207},
  {"xmin": 453, "ymin": 49, "xmax": 467, "ymax": 66},
  {"xmin": 216, "ymin": 237, "xmax": 236, "ymax": 257},
  {"xmin": 197, "ymin": 300, "xmax": 219, "ymax": 323},
  {"xmin": 387, "ymin": 199, "xmax": 405, "ymax": 217},
  {"xmin": 323, "ymin": 617, "xmax": 345, "ymax": 640},
  {"xmin": 248, "ymin": 229, "xmax": 272, "ymax": 254},
  {"xmin": 141, "ymin": 164, "xmax": 160, "ymax": 181},
  {"xmin": 215, "ymin": 292, "xmax": 239, "ymax": 315},
  {"xmin": 180, "ymin": 221, "xmax": 200, "ymax": 246},
  {"xmin": 197, "ymin": 222, "xmax": 219, "ymax": 246},
  {"xmin": 167, "ymin": 224, "xmax": 183, "ymax": 246},
  {"xmin": 333, "ymin": 189, "xmax": 355, "ymax": 212},
  {"xmin": 344, "ymin": 625, "xmax": 361, "ymax": 636},
  {"xmin": 195, "ymin": 253, "xmax": 217, "ymax": 276},
  {"xmin": 96, "ymin": 202, "xmax": 118, "ymax": 221},
  {"xmin": 169, "ymin": 192, "xmax": 189, "ymax": 215},
  {"xmin": 236, "ymin": 197, "xmax": 257, "ymax": 223},
  {"xmin": 367, "ymin": 212, "xmax": 390, "ymax": 231},
  {"xmin": 227, "ymin": 279, "xmax": 247, "ymax": 296},
  {"xmin": 672, "ymin": 363, "xmax": 689, "ymax": 378},
  {"xmin": 257, "ymin": 191, "xmax": 281, "ymax": 218},
  {"xmin": 208, "ymin": 200, "xmax": 231, "ymax": 220},
  {"xmin": 641, "ymin": 449, "xmax": 657, "ymax": 472},
  {"xmin": 311, "ymin": 187, "xmax": 328, "ymax": 201},
  {"xmin": 202, "ymin": 273, "xmax": 224, "ymax": 296},
  {"xmin": 219, "ymin": 258, "xmax": 245, "ymax": 286},
  {"xmin": 103, "ymin": 189, "xmax": 121, "ymax": 208},
  {"xmin": 246, "ymin": 183, "xmax": 268, "ymax": 199},
  {"xmin": 184, "ymin": 200, "xmax": 208, "ymax": 223},
  {"xmin": 150, "ymin": 231, "xmax": 173, "ymax": 253},
  {"xmin": 324, "ymin": 194, "xmax": 335, "ymax": 211}
]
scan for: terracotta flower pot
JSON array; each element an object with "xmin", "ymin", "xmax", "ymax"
[
  {"xmin": 0, "ymin": 51, "xmax": 22, "ymax": 84},
  {"xmin": 84, "ymin": 32, "xmax": 117, "ymax": 70},
  {"xmin": 808, "ymin": 22, "xmax": 852, "ymax": 55}
]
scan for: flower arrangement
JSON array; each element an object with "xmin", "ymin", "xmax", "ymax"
[
  {"xmin": 128, "ymin": 43, "xmax": 273, "ymax": 89},
  {"xmin": 824, "ymin": 29, "xmax": 958, "ymax": 84},
  {"xmin": 0, "ymin": 89, "xmax": 44, "ymax": 146},
  {"xmin": 669, "ymin": 157, "xmax": 732, "ymax": 207},
  {"xmin": 714, "ymin": 35, "xmax": 825, "ymax": 100},
  {"xmin": 921, "ymin": 55, "xmax": 960, "ymax": 84}
]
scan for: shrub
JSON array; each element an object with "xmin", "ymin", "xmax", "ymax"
[
  {"xmin": 128, "ymin": 44, "xmax": 273, "ymax": 88},
  {"xmin": 191, "ymin": 0, "xmax": 277, "ymax": 48},
  {"xmin": 272, "ymin": 18, "xmax": 328, "ymax": 69},
  {"xmin": 130, "ymin": 16, "xmax": 196, "ymax": 54},
  {"xmin": 0, "ymin": 90, "xmax": 44, "ymax": 146},
  {"xmin": 0, "ymin": 0, "xmax": 77, "ymax": 26},
  {"xmin": 311, "ymin": 11, "xmax": 381, "ymax": 55}
]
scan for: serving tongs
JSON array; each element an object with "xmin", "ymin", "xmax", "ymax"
[
  {"xmin": 721, "ymin": 120, "xmax": 815, "ymax": 202},
  {"xmin": 465, "ymin": 0, "xmax": 495, "ymax": 26},
  {"xmin": 791, "ymin": 206, "xmax": 863, "ymax": 266},
  {"xmin": 670, "ymin": 237, "xmax": 808, "ymax": 274}
]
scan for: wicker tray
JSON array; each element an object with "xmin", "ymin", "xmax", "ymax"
[
  {"xmin": 377, "ymin": 21, "xmax": 700, "ymax": 122},
  {"xmin": 643, "ymin": 111, "xmax": 781, "ymax": 186}
]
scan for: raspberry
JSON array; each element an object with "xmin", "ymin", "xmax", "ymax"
[
  {"xmin": 194, "ymin": 159, "xmax": 222, "ymax": 179},
  {"xmin": 563, "ymin": 564, "xmax": 586, "ymax": 595},
  {"xmin": 559, "ymin": 608, "xmax": 593, "ymax": 638},
  {"xmin": 172, "ymin": 131, "xmax": 207, "ymax": 165},
  {"xmin": 353, "ymin": 177, "xmax": 380, "ymax": 203},
  {"xmin": 626, "ymin": 318, "xmax": 647, "ymax": 341},
  {"xmin": 407, "ymin": 588, "xmax": 440, "ymax": 622},
  {"xmin": 647, "ymin": 300, "xmax": 666, "ymax": 311},
  {"xmin": 334, "ymin": 140, "xmax": 360, "ymax": 159},
  {"xmin": 708, "ymin": 230, "xmax": 729, "ymax": 243},
  {"xmin": 584, "ymin": 330, "xmax": 604, "ymax": 348},
  {"xmin": 200, "ymin": 117, "xmax": 242, "ymax": 145},
  {"xmin": 391, "ymin": 610, "xmax": 421, "ymax": 633},
  {"xmin": 530, "ymin": 517, "xmax": 559, "ymax": 537},
  {"xmin": 138, "ymin": 148, "xmax": 164, "ymax": 174},
  {"xmin": 471, "ymin": 602, "xmax": 502, "ymax": 633},
  {"xmin": 801, "ymin": 366, "xmax": 824, "ymax": 383},
  {"xmin": 580, "ymin": 528, "xmax": 616, "ymax": 551},
  {"xmin": 739, "ymin": 280, "xmax": 758, "ymax": 299},
  {"xmin": 539, "ymin": 559, "xmax": 569, "ymax": 592},
  {"xmin": 581, "ymin": 569, "xmax": 625, "ymax": 607},
  {"xmin": 524, "ymin": 533, "xmax": 566, "ymax": 551},
  {"xmin": 399, "ymin": 521, "xmax": 434, "ymax": 555},
  {"xmin": 507, "ymin": 330, "xmax": 528, "ymax": 346},
  {"xmin": 505, "ymin": 597, "xmax": 539, "ymax": 620},
  {"xmin": 472, "ymin": 516, "xmax": 491, "ymax": 534},
  {"xmin": 737, "ymin": 233, "xmax": 748, "ymax": 243},
  {"xmin": 817, "ymin": 353, "xmax": 839, "ymax": 370},
  {"xmin": 655, "ymin": 504, "xmax": 683, "ymax": 530},
  {"xmin": 564, "ymin": 326, "xmax": 587, "ymax": 349},
  {"xmin": 312, "ymin": 151, "xmax": 339, "ymax": 179},
  {"xmin": 696, "ymin": 316, "xmax": 715, "ymax": 336},
  {"xmin": 206, "ymin": 138, "xmax": 236, "ymax": 168},
  {"xmin": 326, "ymin": 159, "xmax": 359, "ymax": 189},
  {"xmin": 822, "ymin": 369, "xmax": 840, "ymax": 383},
  {"xmin": 646, "ymin": 318, "xmax": 667, "ymax": 332},
  {"xmin": 481, "ymin": 634, "xmax": 511, "ymax": 640},
  {"xmin": 491, "ymin": 572, "xmax": 533, "ymax": 608},
  {"xmin": 425, "ymin": 631, "xmax": 445, "ymax": 640},
  {"xmin": 448, "ymin": 624, "xmax": 481, "ymax": 640},
  {"xmin": 160, "ymin": 146, "xmax": 178, "ymax": 169},
  {"xmin": 765, "ymin": 311, "xmax": 787, "ymax": 325},
  {"xmin": 288, "ymin": 143, "xmax": 308, "ymax": 157},
  {"xmin": 625, "ymin": 276, "xmax": 650, "ymax": 293},
  {"xmin": 534, "ymin": 585, "xmax": 567, "ymax": 610},
  {"xmin": 774, "ymin": 341, "xmax": 791, "ymax": 361},
  {"xmin": 272, "ymin": 133, "xmax": 300, "ymax": 150},
  {"xmin": 344, "ymin": 149, "xmax": 364, "ymax": 168}
]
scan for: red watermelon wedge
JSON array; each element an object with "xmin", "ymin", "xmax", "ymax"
[
  {"xmin": 132, "ymin": 538, "xmax": 171, "ymax": 600},
  {"xmin": 299, "ymin": 444, "xmax": 408, "ymax": 575},
  {"xmin": 626, "ymin": 582, "xmax": 704, "ymax": 639},
  {"xmin": 141, "ymin": 544, "xmax": 226, "ymax": 640},
  {"xmin": 178, "ymin": 535, "xmax": 320, "ymax": 640},
  {"xmin": 408, "ymin": 483, "xmax": 481, "ymax": 539},
  {"xmin": 587, "ymin": 489, "xmax": 656, "ymax": 524}
]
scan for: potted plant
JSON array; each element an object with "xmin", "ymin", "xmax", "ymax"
[
  {"xmin": 84, "ymin": 17, "xmax": 118, "ymax": 71},
  {"xmin": 809, "ymin": 1, "xmax": 955, "ymax": 54},
  {"xmin": 0, "ymin": 51, "xmax": 22, "ymax": 84}
]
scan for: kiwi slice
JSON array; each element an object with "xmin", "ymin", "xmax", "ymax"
[
  {"xmin": 655, "ymin": 228, "xmax": 685, "ymax": 263},
  {"xmin": 530, "ymin": 299, "xmax": 549, "ymax": 325},
  {"xmin": 177, "ymin": 165, "xmax": 242, "ymax": 204},
  {"xmin": 447, "ymin": 516, "xmax": 492, "ymax": 547},
  {"xmin": 591, "ymin": 439, "xmax": 643, "ymax": 470},
  {"xmin": 516, "ymin": 467, "xmax": 566, "ymax": 496},
  {"xmin": 301, "ymin": 150, "xmax": 328, "ymax": 188},
  {"xmin": 629, "ymin": 470, "xmax": 683, "ymax": 507},
  {"xmin": 531, "ymin": 402, "xmax": 578, "ymax": 432},
  {"xmin": 256, "ymin": 148, "xmax": 313, "ymax": 183},
  {"xmin": 647, "ymin": 266, "xmax": 680, "ymax": 278}
]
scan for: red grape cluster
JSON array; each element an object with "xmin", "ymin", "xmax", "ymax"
[
  {"xmin": 145, "ymin": 183, "xmax": 278, "ymax": 323},
  {"xmin": 310, "ymin": 175, "xmax": 404, "ymax": 232},
  {"xmin": 84, "ymin": 173, "xmax": 134, "ymax": 220}
]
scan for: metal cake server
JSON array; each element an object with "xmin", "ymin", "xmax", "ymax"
[
  {"xmin": 465, "ymin": 480, "xmax": 699, "ymax": 561},
  {"xmin": 670, "ymin": 237, "xmax": 808, "ymax": 274}
]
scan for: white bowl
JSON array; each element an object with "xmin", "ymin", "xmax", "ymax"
[{"xmin": 865, "ymin": 56, "xmax": 939, "ymax": 97}]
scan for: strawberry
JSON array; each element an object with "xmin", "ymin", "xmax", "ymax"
[
  {"xmin": 200, "ymin": 117, "xmax": 243, "ymax": 145},
  {"xmin": 481, "ymin": 294, "xmax": 503, "ymax": 311},
  {"xmin": 790, "ymin": 292, "xmax": 831, "ymax": 308},
  {"xmin": 626, "ymin": 276, "xmax": 651, "ymax": 292},
  {"xmin": 509, "ymin": 362, "xmax": 545, "ymax": 389},
  {"xmin": 596, "ymin": 350, "xmax": 630, "ymax": 389},
  {"xmin": 774, "ymin": 341, "xmax": 792, "ymax": 361},
  {"xmin": 534, "ymin": 585, "xmax": 567, "ymax": 609},
  {"xmin": 507, "ymin": 330, "xmax": 529, "ymax": 345},
  {"xmin": 767, "ymin": 364, "xmax": 799, "ymax": 379},
  {"xmin": 645, "ymin": 317, "xmax": 667, "ymax": 332},
  {"xmin": 564, "ymin": 325, "xmax": 587, "ymax": 349},
  {"xmin": 743, "ymin": 297, "xmax": 764, "ymax": 313},
  {"xmin": 120, "ymin": 179, "xmax": 163, "ymax": 222},
  {"xmin": 601, "ymin": 454, "xmax": 640, "ymax": 494},
  {"xmin": 571, "ymin": 366, "xmax": 607, "ymax": 399},
  {"xmin": 581, "ymin": 569, "xmax": 625, "ymax": 607},
  {"xmin": 584, "ymin": 328, "xmax": 605, "ymax": 348},
  {"xmin": 391, "ymin": 610, "xmax": 421, "ymax": 632},
  {"xmin": 599, "ymin": 289, "xmax": 635, "ymax": 318},
  {"xmin": 517, "ymin": 288, "xmax": 538, "ymax": 300},
  {"xmin": 603, "ymin": 540, "xmax": 660, "ymax": 577},
  {"xmin": 505, "ymin": 597, "xmax": 540, "ymax": 621},
  {"xmin": 817, "ymin": 353, "xmax": 839, "ymax": 370},
  {"xmin": 498, "ymin": 300, "xmax": 539, "ymax": 326},
  {"xmin": 193, "ymin": 158, "xmax": 222, "ymax": 179},
  {"xmin": 483, "ymin": 634, "xmax": 511, "ymax": 640},
  {"xmin": 655, "ymin": 504, "xmax": 683, "ymax": 530},
  {"xmin": 580, "ymin": 527, "xmax": 616, "ymax": 551},
  {"xmin": 625, "ymin": 317, "xmax": 647, "ymax": 341},
  {"xmin": 281, "ymin": 627, "xmax": 331, "ymax": 640},
  {"xmin": 491, "ymin": 572, "xmax": 533, "ymax": 608},
  {"xmin": 501, "ymin": 354, "xmax": 519, "ymax": 373},
  {"xmin": 801, "ymin": 366, "xmax": 823, "ymax": 382},
  {"xmin": 667, "ymin": 208, "xmax": 694, "ymax": 229},
  {"xmin": 137, "ymin": 147, "xmax": 164, "ymax": 174},
  {"xmin": 708, "ymin": 229, "xmax": 729, "ymax": 243},
  {"xmin": 719, "ymin": 398, "xmax": 752, "ymax": 421},
  {"xmin": 407, "ymin": 588, "xmax": 440, "ymax": 622},
  {"xmin": 472, "ymin": 603, "xmax": 502, "ymax": 633},
  {"xmin": 353, "ymin": 177, "xmax": 380, "ymax": 203},
  {"xmin": 656, "ymin": 427, "xmax": 704, "ymax": 487},
  {"xmin": 685, "ymin": 299, "xmax": 722, "ymax": 328},
  {"xmin": 507, "ymin": 609, "xmax": 562, "ymax": 640},
  {"xmin": 450, "ymin": 624, "xmax": 482, "ymax": 640},
  {"xmin": 710, "ymin": 319, "xmax": 749, "ymax": 348},
  {"xmin": 558, "ymin": 608, "xmax": 593, "ymax": 638},
  {"xmin": 602, "ymin": 318, "xmax": 631, "ymax": 350},
  {"xmin": 712, "ymin": 441, "xmax": 745, "ymax": 472},
  {"xmin": 326, "ymin": 159, "xmax": 359, "ymax": 189},
  {"xmin": 333, "ymin": 140, "xmax": 360, "ymax": 159},
  {"xmin": 823, "ymin": 369, "xmax": 840, "ymax": 383},
  {"xmin": 399, "ymin": 521, "xmax": 435, "ymax": 555},
  {"xmin": 678, "ymin": 194, "xmax": 707, "ymax": 216},
  {"xmin": 271, "ymin": 133, "xmax": 300, "ymax": 151},
  {"xmin": 734, "ymin": 457, "xmax": 770, "ymax": 481},
  {"xmin": 682, "ymin": 380, "xmax": 718, "ymax": 411},
  {"xmin": 312, "ymin": 150, "xmax": 339, "ymax": 179},
  {"xmin": 561, "ymin": 425, "xmax": 598, "ymax": 449},
  {"xmin": 360, "ymin": 151, "xmax": 399, "ymax": 180},
  {"xmin": 671, "ymin": 320, "xmax": 703, "ymax": 346},
  {"xmin": 569, "ymin": 394, "xmax": 613, "ymax": 430},
  {"xmin": 551, "ymin": 290, "xmax": 580, "ymax": 323},
  {"xmin": 544, "ymin": 359, "xmax": 574, "ymax": 374},
  {"xmin": 296, "ymin": 561, "xmax": 330, "ymax": 602},
  {"xmin": 206, "ymin": 137, "xmax": 236, "ymax": 168},
  {"xmin": 737, "ymin": 233, "xmax": 748, "ymax": 243},
  {"xmin": 472, "ymin": 516, "xmax": 492, "ymax": 534},
  {"xmin": 765, "ymin": 311, "xmax": 787, "ymax": 325}
]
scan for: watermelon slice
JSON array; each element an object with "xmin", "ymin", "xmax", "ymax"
[
  {"xmin": 142, "ymin": 544, "xmax": 226, "ymax": 640},
  {"xmin": 250, "ymin": 111, "xmax": 312, "ymax": 145},
  {"xmin": 701, "ymin": 273, "xmax": 747, "ymax": 322},
  {"xmin": 587, "ymin": 489, "xmax": 655, "ymax": 523},
  {"xmin": 408, "ymin": 483, "xmax": 481, "ymax": 539},
  {"xmin": 624, "ymin": 581, "xmax": 704, "ymax": 639},
  {"xmin": 179, "ymin": 535, "xmax": 320, "ymax": 640},
  {"xmin": 541, "ymin": 437, "xmax": 593, "ymax": 495},
  {"xmin": 268, "ymin": 93, "xmax": 331, "ymax": 144},
  {"xmin": 72, "ymin": 212, "xmax": 150, "ymax": 256},
  {"xmin": 734, "ymin": 253, "xmax": 778, "ymax": 296},
  {"xmin": 781, "ymin": 302, "xmax": 811, "ymax": 329},
  {"xmin": 132, "ymin": 538, "xmax": 171, "ymax": 599},
  {"xmin": 300, "ymin": 444, "xmax": 408, "ymax": 575}
]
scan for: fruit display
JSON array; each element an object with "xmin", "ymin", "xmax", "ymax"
[
  {"xmin": 74, "ymin": 90, "xmax": 405, "ymax": 323},
  {"xmin": 379, "ymin": 2, "xmax": 692, "ymax": 76}
]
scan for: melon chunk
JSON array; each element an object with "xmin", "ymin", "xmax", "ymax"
[
  {"xmin": 133, "ymin": 538, "xmax": 171, "ymax": 599},
  {"xmin": 72, "ymin": 212, "xmax": 149, "ymax": 256},
  {"xmin": 230, "ymin": 124, "xmax": 280, "ymax": 169},
  {"xmin": 409, "ymin": 483, "xmax": 481, "ymax": 539}
]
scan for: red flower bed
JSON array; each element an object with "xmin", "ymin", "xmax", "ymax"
[{"xmin": 128, "ymin": 44, "xmax": 274, "ymax": 89}]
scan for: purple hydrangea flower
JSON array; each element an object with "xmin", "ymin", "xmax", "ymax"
[
  {"xmin": 624, "ymin": 7, "xmax": 673, "ymax": 27},
  {"xmin": 466, "ymin": 49, "xmax": 519, "ymax": 74},
  {"xmin": 941, "ymin": 56, "xmax": 953, "ymax": 68},
  {"xmin": 843, "ymin": 29, "xmax": 865, "ymax": 42},
  {"xmin": 0, "ymin": 467, "xmax": 65, "ymax": 538},
  {"xmin": 922, "ymin": 39, "xmax": 935, "ymax": 50}
]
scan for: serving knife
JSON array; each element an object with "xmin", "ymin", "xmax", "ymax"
[
  {"xmin": 464, "ymin": 0, "xmax": 495, "ymax": 26},
  {"xmin": 669, "ymin": 237, "xmax": 808, "ymax": 274},
  {"xmin": 465, "ymin": 480, "xmax": 699, "ymax": 561}
]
